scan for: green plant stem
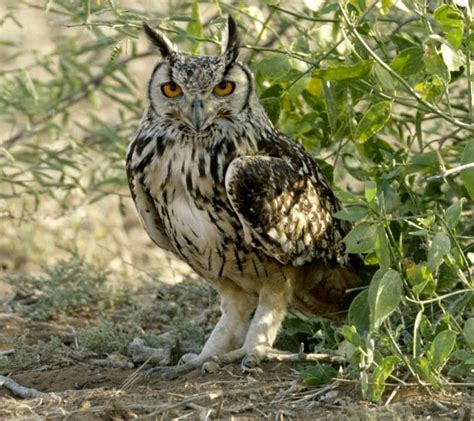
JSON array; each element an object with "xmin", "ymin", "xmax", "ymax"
[
  {"xmin": 249, "ymin": 8, "xmax": 276, "ymax": 61},
  {"xmin": 406, "ymin": 289, "xmax": 474, "ymax": 305}
]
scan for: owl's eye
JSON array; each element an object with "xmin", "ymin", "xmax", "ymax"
[
  {"xmin": 161, "ymin": 82, "xmax": 183, "ymax": 98},
  {"xmin": 213, "ymin": 81, "xmax": 235, "ymax": 96}
]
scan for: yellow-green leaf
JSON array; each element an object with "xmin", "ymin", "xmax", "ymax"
[
  {"xmin": 355, "ymin": 101, "xmax": 392, "ymax": 143},
  {"xmin": 461, "ymin": 141, "xmax": 474, "ymax": 199},
  {"xmin": 391, "ymin": 47, "xmax": 424, "ymax": 76},
  {"xmin": 433, "ymin": 5, "xmax": 464, "ymax": 50},
  {"xmin": 187, "ymin": 0, "xmax": 203, "ymax": 53},
  {"xmin": 312, "ymin": 60, "xmax": 375, "ymax": 81}
]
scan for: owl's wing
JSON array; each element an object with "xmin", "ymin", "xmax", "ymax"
[
  {"xmin": 225, "ymin": 137, "xmax": 348, "ymax": 267},
  {"xmin": 126, "ymin": 143, "xmax": 175, "ymax": 254}
]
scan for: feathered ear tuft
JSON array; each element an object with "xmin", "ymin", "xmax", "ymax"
[
  {"xmin": 143, "ymin": 21, "xmax": 175, "ymax": 58},
  {"xmin": 223, "ymin": 15, "xmax": 240, "ymax": 66}
]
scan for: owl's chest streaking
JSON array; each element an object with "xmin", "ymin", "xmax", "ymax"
[{"xmin": 136, "ymin": 126, "xmax": 259, "ymax": 280}]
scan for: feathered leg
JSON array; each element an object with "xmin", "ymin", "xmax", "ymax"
[
  {"xmin": 216, "ymin": 275, "xmax": 293, "ymax": 367},
  {"xmin": 154, "ymin": 280, "xmax": 257, "ymax": 378}
]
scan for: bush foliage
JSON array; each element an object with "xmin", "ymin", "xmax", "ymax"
[{"xmin": 1, "ymin": 0, "xmax": 473, "ymax": 401}]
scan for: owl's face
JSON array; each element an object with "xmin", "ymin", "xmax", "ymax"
[{"xmin": 144, "ymin": 17, "xmax": 252, "ymax": 133}]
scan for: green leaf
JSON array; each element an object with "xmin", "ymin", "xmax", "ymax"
[
  {"xmin": 390, "ymin": 47, "xmax": 424, "ymax": 76},
  {"xmin": 446, "ymin": 200, "xmax": 463, "ymax": 229},
  {"xmin": 414, "ymin": 357, "xmax": 440, "ymax": 387},
  {"xmin": 261, "ymin": 97, "xmax": 281, "ymax": 124},
  {"xmin": 423, "ymin": 47, "xmax": 450, "ymax": 82},
  {"xmin": 375, "ymin": 226, "xmax": 391, "ymax": 271},
  {"xmin": 299, "ymin": 364, "xmax": 338, "ymax": 386},
  {"xmin": 187, "ymin": 0, "xmax": 203, "ymax": 53},
  {"xmin": 334, "ymin": 206, "xmax": 368, "ymax": 222},
  {"xmin": 407, "ymin": 151, "xmax": 439, "ymax": 174},
  {"xmin": 371, "ymin": 355, "xmax": 400, "ymax": 403},
  {"xmin": 461, "ymin": 141, "xmax": 474, "ymax": 199},
  {"xmin": 368, "ymin": 269, "xmax": 402, "ymax": 331},
  {"xmin": 440, "ymin": 44, "xmax": 465, "ymax": 71},
  {"xmin": 348, "ymin": 289, "xmax": 370, "ymax": 334},
  {"xmin": 342, "ymin": 325, "xmax": 362, "ymax": 347},
  {"xmin": 260, "ymin": 84, "xmax": 284, "ymax": 99},
  {"xmin": 355, "ymin": 101, "xmax": 392, "ymax": 143},
  {"xmin": 433, "ymin": 5, "xmax": 464, "ymax": 50},
  {"xmin": 429, "ymin": 330, "xmax": 457, "ymax": 371},
  {"xmin": 463, "ymin": 318, "xmax": 474, "ymax": 351},
  {"xmin": 381, "ymin": 0, "xmax": 394, "ymax": 15},
  {"xmin": 312, "ymin": 60, "xmax": 375, "ymax": 81},
  {"xmin": 258, "ymin": 55, "xmax": 290, "ymax": 80},
  {"xmin": 407, "ymin": 264, "xmax": 435, "ymax": 297},
  {"xmin": 343, "ymin": 222, "xmax": 377, "ymax": 253},
  {"xmin": 427, "ymin": 232, "xmax": 451, "ymax": 272},
  {"xmin": 365, "ymin": 180, "xmax": 377, "ymax": 205},
  {"xmin": 373, "ymin": 63, "xmax": 395, "ymax": 91}
]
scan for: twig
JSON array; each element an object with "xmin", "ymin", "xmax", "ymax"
[
  {"xmin": 427, "ymin": 163, "xmax": 474, "ymax": 181},
  {"xmin": 265, "ymin": 349, "xmax": 346, "ymax": 364},
  {"xmin": 139, "ymin": 391, "xmax": 223, "ymax": 419},
  {"xmin": 89, "ymin": 356, "xmax": 134, "ymax": 369},
  {"xmin": 0, "ymin": 375, "xmax": 49, "ymax": 399},
  {"xmin": 128, "ymin": 337, "xmax": 172, "ymax": 365},
  {"xmin": 185, "ymin": 402, "xmax": 214, "ymax": 420},
  {"xmin": 406, "ymin": 288, "xmax": 474, "ymax": 305}
]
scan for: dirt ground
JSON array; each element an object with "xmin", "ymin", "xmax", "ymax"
[{"xmin": 1, "ymin": 278, "xmax": 472, "ymax": 420}]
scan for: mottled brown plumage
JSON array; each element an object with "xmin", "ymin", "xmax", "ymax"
[{"xmin": 126, "ymin": 17, "xmax": 361, "ymax": 373}]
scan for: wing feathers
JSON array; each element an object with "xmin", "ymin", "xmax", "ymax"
[{"xmin": 225, "ymin": 155, "xmax": 338, "ymax": 266}]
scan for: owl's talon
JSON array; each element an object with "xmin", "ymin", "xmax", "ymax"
[
  {"xmin": 178, "ymin": 352, "xmax": 199, "ymax": 365},
  {"xmin": 201, "ymin": 360, "xmax": 220, "ymax": 375},
  {"xmin": 241, "ymin": 353, "xmax": 260, "ymax": 370}
]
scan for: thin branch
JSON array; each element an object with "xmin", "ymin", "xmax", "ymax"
[
  {"xmin": 406, "ymin": 289, "xmax": 474, "ymax": 305},
  {"xmin": 0, "ymin": 375, "xmax": 49, "ymax": 399},
  {"xmin": 427, "ymin": 163, "xmax": 474, "ymax": 180}
]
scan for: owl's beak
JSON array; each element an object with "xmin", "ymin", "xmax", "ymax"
[{"xmin": 190, "ymin": 98, "xmax": 206, "ymax": 132}]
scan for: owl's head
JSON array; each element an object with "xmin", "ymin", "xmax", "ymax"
[{"xmin": 143, "ymin": 16, "xmax": 256, "ymax": 133}]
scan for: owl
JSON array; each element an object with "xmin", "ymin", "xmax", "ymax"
[{"xmin": 126, "ymin": 16, "xmax": 362, "ymax": 376}]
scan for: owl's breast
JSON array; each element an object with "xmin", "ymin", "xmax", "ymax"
[{"xmin": 142, "ymin": 140, "xmax": 239, "ymax": 277}]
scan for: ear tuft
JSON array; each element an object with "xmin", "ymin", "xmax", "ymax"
[
  {"xmin": 143, "ymin": 21, "xmax": 175, "ymax": 58},
  {"xmin": 224, "ymin": 15, "xmax": 240, "ymax": 66}
]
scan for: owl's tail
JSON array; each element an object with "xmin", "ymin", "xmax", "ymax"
[{"xmin": 290, "ymin": 256, "xmax": 364, "ymax": 320}]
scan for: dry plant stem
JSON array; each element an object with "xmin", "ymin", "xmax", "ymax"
[
  {"xmin": 0, "ymin": 375, "xmax": 49, "ymax": 399},
  {"xmin": 140, "ymin": 391, "xmax": 223, "ymax": 419},
  {"xmin": 128, "ymin": 337, "xmax": 171, "ymax": 365},
  {"xmin": 264, "ymin": 349, "xmax": 345, "ymax": 364},
  {"xmin": 89, "ymin": 357, "xmax": 134, "ymax": 369}
]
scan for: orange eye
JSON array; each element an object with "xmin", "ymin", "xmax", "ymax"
[
  {"xmin": 161, "ymin": 82, "xmax": 183, "ymax": 98},
  {"xmin": 213, "ymin": 81, "xmax": 235, "ymax": 96}
]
